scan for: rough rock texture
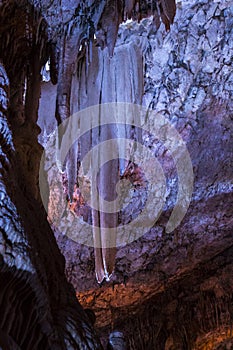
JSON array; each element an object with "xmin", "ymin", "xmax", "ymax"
[{"xmin": 39, "ymin": 0, "xmax": 233, "ymax": 348}]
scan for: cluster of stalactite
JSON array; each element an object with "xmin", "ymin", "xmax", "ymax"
[
  {"xmin": 53, "ymin": 0, "xmax": 176, "ymax": 124},
  {"xmin": 54, "ymin": 0, "xmax": 175, "ymax": 285},
  {"xmin": 53, "ymin": 0, "xmax": 176, "ymax": 213}
]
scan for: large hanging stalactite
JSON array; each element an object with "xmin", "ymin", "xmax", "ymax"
[
  {"xmin": 50, "ymin": 0, "xmax": 176, "ymax": 284},
  {"xmin": 71, "ymin": 42, "xmax": 144, "ymax": 283},
  {"xmin": 47, "ymin": 0, "xmax": 176, "ymax": 284}
]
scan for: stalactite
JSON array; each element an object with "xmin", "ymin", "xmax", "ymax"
[
  {"xmin": 25, "ymin": 52, "xmax": 42, "ymax": 124},
  {"xmin": 125, "ymin": 0, "xmax": 136, "ymax": 19},
  {"xmin": 89, "ymin": 39, "xmax": 93, "ymax": 64},
  {"xmin": 159, "ymin": 0, "xmax": 176, "ymax": 30},
  {"xmin": 49, "ymin": 42, "xmax": 58, "ymax": 85},
  {"xmin": 55, "ymin": 32, "xmax": 80, "ymax": 125},
  {"xmin": 66, "ymin": 142, "xmax": 78, "ymax": 202},
  {"xmin": 70, "ymin": 34, "xmax": 146, "ymax": 283},
  {"xmin": 96, "ymin": 0, "xmax": 122, "ymax": 58}
]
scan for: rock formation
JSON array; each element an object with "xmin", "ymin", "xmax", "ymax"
[
  {"xmin": 0, "ymin": 0, "xmax": 232, "ymax": 349},
  {"xmin": 39, "ymin": 0, "xmax": 233, "ymax": 348}
]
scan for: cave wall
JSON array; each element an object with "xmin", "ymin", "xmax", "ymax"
[{"xmin": 39, "ymin": 0, "xmax": 233, "ymax": 348}]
